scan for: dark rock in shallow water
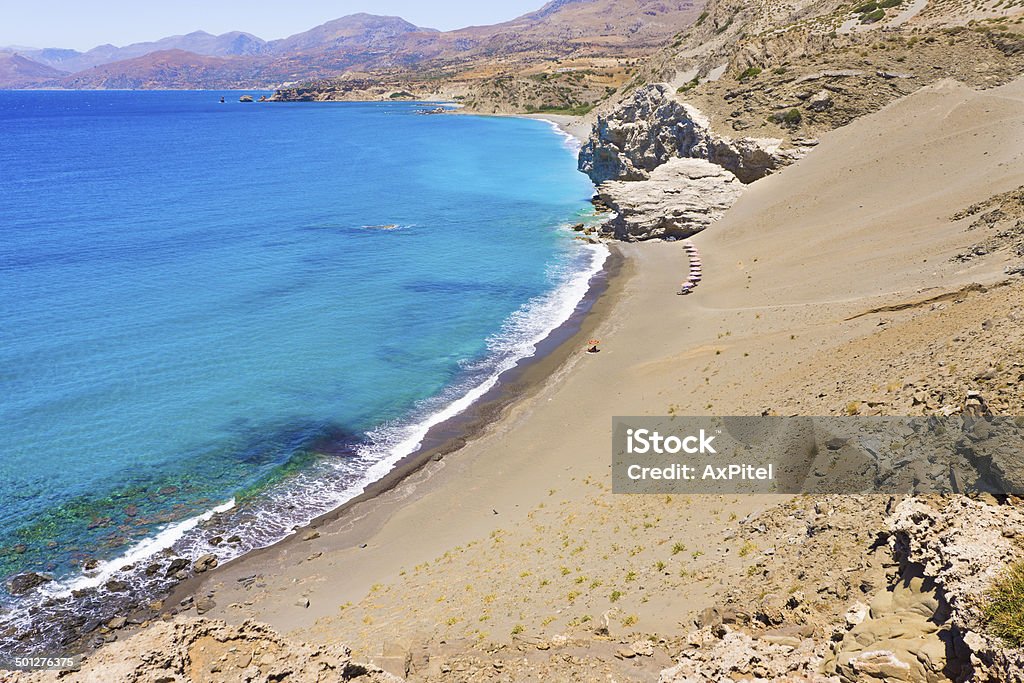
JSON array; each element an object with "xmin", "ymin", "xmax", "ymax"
[
  {"xmin": 105, "ymin": 579, "xmax": 129, "ymax": 592},
  {"xmin": 7, "ymin": 572, "xmax": 53, "ymax": 596},
  {"xmin": 165, "ymin": 558, "xmax": 189, "ymax": 577},
  {"xmin": 87, "ymin": 516, "xmax": 111, "ymax": 529}
]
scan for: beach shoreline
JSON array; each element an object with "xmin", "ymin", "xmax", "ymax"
[
  {"xmin": 446, "ymin": 106, "xmax": 591, "ymax": 145},
  {"xmin": 157, "ymin": 242, "xmax": 627, "ymax": 619},
  {"xmin": 162, "ymin": 77, "xmax": 1024, "ymax": 665},
  {"xmin": 14, "ymin": 74, "xmax": 1024, "ymax": 682},
  {"xmin": 0, "ymin": 99, "xmax": 609, "ymax": 660}
]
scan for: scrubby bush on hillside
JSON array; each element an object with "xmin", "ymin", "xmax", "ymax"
[
  {"xmin": 737, "ymin": 66, "xmax": 762, "ymax": 81},
  {"xmin": 862, "ymin": 8, "xmax": 886, "ymax": 22},
  {"xmin": 984, "ymin": 560, "xmax": 1024, "ymax": 646}
]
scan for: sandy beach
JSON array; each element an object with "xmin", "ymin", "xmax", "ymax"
[
  {"xmin": 519, "ymin": 113, "xmax": 594, "ymax": 145},
  {"xmin": 149, "ymin": 76, "xmax": 1024, "ymax": 674}
]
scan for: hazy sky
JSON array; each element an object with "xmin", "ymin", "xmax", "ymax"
[{"xmin": 1, "ymin": 1, "xmax": 548, "ymax": 51}]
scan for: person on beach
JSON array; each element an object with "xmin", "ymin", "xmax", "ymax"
[{"xmin": 586, "ymin": 339, "xmax": 601, "ymax": 353}]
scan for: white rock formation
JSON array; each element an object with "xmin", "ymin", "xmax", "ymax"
[
  {"xmin": 597, "ymin": 157, "xmax": 744, "ymax": 240},
  {"xmin": 579, "ymin": 83, "xmax": 802, "ymax": 185}
]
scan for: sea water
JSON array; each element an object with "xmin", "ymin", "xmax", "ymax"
[{"xmin": 0, "ymin": 91, "xmax": 603, "ymax": 649}]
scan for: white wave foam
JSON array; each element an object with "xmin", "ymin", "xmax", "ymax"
[
  {"xmin": 352, "ymin": 241, "xmax": 607, "ymax": 486},
  {"xmin": 222, "ymin": 240, "xmax": 608, "ymax": 537},
  {"xmin": 41, "ymin": 498, "xmax": 237, "ymax": 599},
  {"xmin": 201, "ymin": 240, "xmax": 609, "ymax": 559},
  {"xmin": 17, "ymin": 238, "xmax": 607, "ymax": 608},
  {"xmin": 536, "ymin": 118, "xmax": 583, "ymax": 152}
]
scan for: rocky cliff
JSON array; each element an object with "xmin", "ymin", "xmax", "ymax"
[
  {"xmin": 579, "ymin": 83, "xmax": 804, "ymax": 240},
  {"xmin": 596, "ymin": 157, "xmax": 744, "ymax": 240},
  {"xmin": 887, "ymin": 497, "xmax": 1024, "ymax": 682},
  {"xmin": 579, "ymin": 83, "xmax": 800, "ymax": 185}
]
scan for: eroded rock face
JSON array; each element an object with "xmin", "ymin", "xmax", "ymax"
[
  {"xmin": 579, "ymin": 83, "xmax": 800, "ymax": 185},
  {"xmin": 657, "ymin": 625, "xmax": 832, "ymax": 682},
  {"xmin": 9, "ymin": 617, "xmax": 402, "ymax": 683},
  {"xmin": 597, "ymin": 157, "xmax": 744, "ymax": 241},
  {"xmin": 888, "ymin": 497, "xmax": 1024, "ymax": 682},
  {"xmin": 826, "ymin": 573, "xmax": 957, "ymax": 683}
]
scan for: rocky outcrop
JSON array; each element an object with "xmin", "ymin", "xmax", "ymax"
[
  {"xmin": 6, "ymin": 572, "xmax": 52, "ymax": 596},
  {"xmin": 579, "ymin": 83, "xmax": 801, "ymax": 185},
  {"xmin": 826, "ymin": 573, "xmax": 959, "ymax": 683},
  {"xmin": 579, "ymin": 83, "xmax": 802, "ymax": 241},
  {"xmin": 9, "ymin": 617, "xmax": 401, "ymax": 683},
  {"xmin": 887, "ymin": 497, "xmax": 1024, "ymax": 682},
  {"xmin": 597, "ymin": 158, "xmax": 744, "ymax": 241},
  {"xmin": 658, "ymin": 625, "xmax": 831, "ymax": 682}
]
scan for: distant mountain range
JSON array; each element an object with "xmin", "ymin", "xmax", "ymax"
[
  {"xmin": 0, "ymin": 52, "xmax": 67, "ymax": 88},
  {"xmin": 0, "ymin": 1, "xmax": 701, "ymax": 90}
]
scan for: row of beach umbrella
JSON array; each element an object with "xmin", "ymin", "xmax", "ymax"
[{"xmin": 679, "ymin": 241, "xmax": 702, "ymax": 295}]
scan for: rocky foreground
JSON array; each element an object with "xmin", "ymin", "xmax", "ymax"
[
  {"xmin": 12, "ymin": 493, "xmax": 1023, "ymax": 682},
  {"xmin": 9, "ymin": 619, "xmax": 400, "ymax": 683}
]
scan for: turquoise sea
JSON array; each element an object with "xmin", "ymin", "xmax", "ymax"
[{"xmin": 0, "ymin": 91, "xmax": 602, "ymax": 649}]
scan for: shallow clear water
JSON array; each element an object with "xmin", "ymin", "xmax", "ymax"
[{"xmin": 0, "ymin": 91, "xmax": 600, "ymax": 611}]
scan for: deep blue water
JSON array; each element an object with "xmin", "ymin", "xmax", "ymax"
[{"xmin": 0, "ymin": 91, "xmax": 601, "ymax": 620}]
